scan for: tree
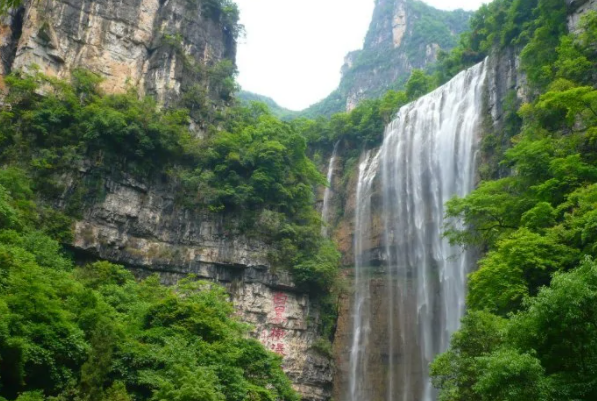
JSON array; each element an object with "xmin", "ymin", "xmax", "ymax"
[
  {"xmin": 406, "ymin": 70, "xmax": 435, "ymax": 100},
  {"xmin": 0, "ymin": 0, "xmax": 22, "ymax": 13}
]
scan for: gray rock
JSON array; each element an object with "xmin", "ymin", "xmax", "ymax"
[
  {"xmin": 64, "ymin": 170, "xmax": 333, "ymax": 401},
  {"xmin": 2, "ymin": 0, "xmax": 235, "ymax": 108},
  {"xmin": 0, "ymin": 1, "xmax": 333, "ymax": 398}
]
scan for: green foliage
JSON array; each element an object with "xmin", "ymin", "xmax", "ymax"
[
  {"xmin": 0, "ymin": 182, "xmax": 298, "ymax": 401},
  {"xmin": 479, "ymin": 90, "xmax": 523, "ymax": 180},
  {"xmin": 433, "ymin": 259, "xmax": 597, "ymax": 401},
  {"xmin": 434, "ymin": 0, "xmax": 568, "ymax": 89},
  {"xmin": 237, "ymin": 91, "xmax": 299, "ymax": 121},
  {"xmin": 0, "ymin": 0, "xmax": 21, "ymax": 13},
  {"xmin": 434, "ymin": 10, "xmax": 597, "ymax": 401},
  {"xmin": 405, "ymin": 70, "xmax": 436, "ymax": 101},
  {"xmin": 298, "ymin": 89, "xmax": 408, "ymax": 153},
  {"xmin": 468, "ymin": 228, "xmax": 577, "ymax": 314},
  {"xmin": 1, "ymin": 69, "xmax": 191, "ymax": 175},
  {"xmin": 431, "ymin": 311, "xmax": 507, "ymax": 401},
  {"xmin": 200, "ymin": 0, "xmax": 242, "ymax": 40},
  {"xmin": 1, "ymin": 70, "xmax": 339, "ymax": 293}
]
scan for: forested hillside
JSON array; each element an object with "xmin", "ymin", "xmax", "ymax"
[
  {"xmin": 0, "ymin": 170, "xmax": 297, "ymax": 401},
  {"xmin": 3, "ymin": 0, "xmax": 597, "ymax": 400},
  {"xmin": 237, "ymin": 91, "xmax": 299, "ymax": 120},
  {"xmin": 428, "ymin": 1, "xmax": 597, "ymax": 399}
]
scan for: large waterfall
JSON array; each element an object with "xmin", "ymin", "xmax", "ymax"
[{"xmin": 348, "ymin": 60, "xmax": 487, "ymax": 401}]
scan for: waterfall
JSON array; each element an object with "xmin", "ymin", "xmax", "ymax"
[
  {"xmin": 321, "ymin": 141, "xmax": 340, "ymax": 237},
  {"xmin": 350, "ymin": 149, "xmax": 381, "ymax": 401},
  {"xmin": 348, "ymin": 59, "xmax": 487, "ymax": 401}
]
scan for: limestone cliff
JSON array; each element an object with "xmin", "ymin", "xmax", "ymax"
[
  {"xmin": 60, "ymin": 163, "xmax": 333, "ymax": 399},
  {"xmin": 301, "ymin": 0, "xmax": 471, "ymax": 117},
  {"xmin": 1, "ymin": 0, "xmax": 236, "ymax": 108},
  {"xmin": 568, "ymin": 0, "xmax": 597, "ymax": 30},
  {"xmin": 0, "ymin": 2, "xmax": 333, "ymax": 399},
  {"xmin": 60, "ymin": 167, "xmax": 333, "ymax": 400}
]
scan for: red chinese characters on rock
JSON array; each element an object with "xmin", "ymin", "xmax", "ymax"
[
  {"xmin": 269, "ymin": 327, "xmax": 286, "ymax": 341},
  {"xmin": 272, "ymin": 343, "xmax": 286, "ymax": 355},
  {"xmin": 260, "ymin": 327, "xmax": 288, "ymax": 356},
  {"xmin": 257, "ymin": 292, "xmax": 290, "ymax": 356},
  {"xmin": 273, "ymin": 292, "xmax": 288, "ymax": 324}
]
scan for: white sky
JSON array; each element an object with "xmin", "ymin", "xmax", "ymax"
[{"xmin": 235, "ymin": 0, "xmax": 489, "ymax": 111}]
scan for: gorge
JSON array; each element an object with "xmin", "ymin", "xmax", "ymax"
[{"xmin": 2, "ymin": 0, "xmax": 597, "ymax": 401}]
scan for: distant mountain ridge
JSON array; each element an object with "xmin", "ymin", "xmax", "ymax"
[
  {"xmin": 237, "ymin": 90, "xmax": 299, "ymax": 120},
  {"xmin": 300, "ymin": 0, "xmax": 472, "ymax": 118}
]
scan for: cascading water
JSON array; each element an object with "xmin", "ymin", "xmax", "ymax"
[
  {"xmin": 350, "ymin": 149, "xmax": 381, "ymax": 401},
  {"xmin": 321, "ymin": 141, "xmax": 340, "ymax": 237},
  {"xmin": 348, "ymin": 59, "xmax": 487, "ymax": 401}
]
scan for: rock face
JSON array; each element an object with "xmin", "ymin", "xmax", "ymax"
[
  {"xmin": 0, "ymin": 8, "xmax": 23, "ymax": 82},
  {"xmin": 1, "ymin": 0, "xmax": 236, "ymax": 106},
  {"xmin": 568, "ymin": 0, "xmax": 597, "ymax": 30},
  {"xmin": 0, "ymin": 2, "xmax": 333, "ymax": 399},
  {"xmin": 302, "ymin": 0, "xmax": 471, "ymax": 116},
  {"xmin": 62, "ymin": 168, "xmax": 334, "ymax": 401}
]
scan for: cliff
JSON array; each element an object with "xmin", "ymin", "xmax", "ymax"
[
  {"xmin": 568, "ymin": 0, "xmax": 597, "ymax": 29},
  {"xmin": 301, "ymin": 0, "xmax": 471, "ymax": 117},
  {"xmin": 326, "ymin": 1, "xmax": 597, "ymax": 398},
  {"xmin": 59, "ymin": 168, "xmax": 333, "ymax": 400},
  {"xmin": 0, "ymin": 0, "xmax": 236, "ymax": 109},
  {"xmin": 0, "ymin": 2, "xmax": 333, "ymax": 400}
]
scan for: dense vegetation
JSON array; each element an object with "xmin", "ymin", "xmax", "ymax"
[
  {"xmin": 0, "ymin": 67, "xmax": 339, "ymax": 294},
  {"xmin": 434, "ymin": 0, "xmax": 567, "ymax": 87},
  {"xmin": 236, "ymin": 91, "xmax": 299, "ymax": 121},
  {"xmin": 0, "ymin": 169, "xmax": 298, "ymax": 401},
  {"xmin": 0, "ymin": 2, "xmax": 341, "ymax": 400},
  {"xmin": 430, "ymin": 5, "xmax": 597, "ymax": 400}
]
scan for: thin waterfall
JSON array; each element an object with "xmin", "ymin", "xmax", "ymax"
[
  {"xmin": 349, "ymin": 149, "xmax": 381, "ymax": 401},
  {"xmin": 321, "ymin": 141, "xmax": 340, "ymax": 237},
  {"xmin": 348, "ymin": 59, "xmax": 487, "ymax": 401}
]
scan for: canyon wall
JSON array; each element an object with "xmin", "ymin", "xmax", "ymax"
[
  {"xmin": 0, "ymin": 2, "xmax": 333, "ymax": 400},
  {"xmin": 1, "ymin": 0, "xmax": 235, "ymax": 107},
  {"xmin": 62, "ymin": 168, "xmax": 333, "ymax": 400}
]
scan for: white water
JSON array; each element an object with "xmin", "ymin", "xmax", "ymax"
[
  {"xmin": 349, "ymin": 149, "xmax": 381, "ymax": 401},
  {"xmin": 349, "ymin": 59, "xmax": 487, "ymax": 401},
  {"xmin": 321, "ymin": 141, "xmax": 340, "ymax": 237}
]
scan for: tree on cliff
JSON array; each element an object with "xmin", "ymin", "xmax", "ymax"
[
  {"xmin": 0, "ymin": 169, "xmax": 299, "ymax": 401},
  {"xmin": 0, "ymin": 0, "xmax": 22, "ymax": 13}
]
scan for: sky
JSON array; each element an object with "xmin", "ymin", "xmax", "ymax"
[{"xmin": 234, "ymin": 0, "xmax": 489, "ymax": 111}]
